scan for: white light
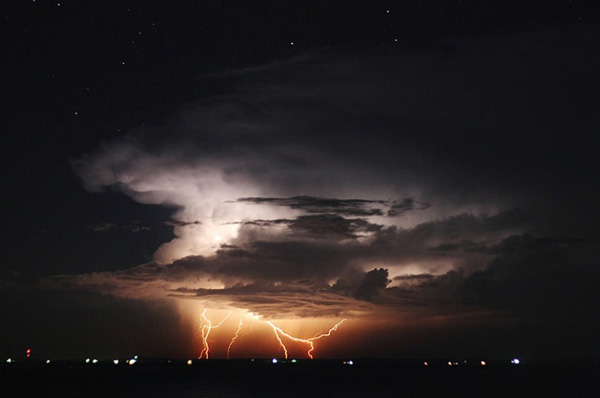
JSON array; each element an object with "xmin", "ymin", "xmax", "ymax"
[
  {"xmin": 248, "ymin": 312, "xmax": 260, "ymax": 320},
  {"xmin": 134, "ymin": 355, "xmax": 138, "ymax": 360},
  {"xmin": 272, "ymin": 358, "xmax": 278, "ymax": 364},
  {"xmin": 424, "ymin": 362, "xmax": 428, "ymax": 366},
  {"xmin": 92, "ymin": 359, "xmax": 98, "ymax": 364},
  {"xmin": 348, "ymin": 360, "xmax": 354, "ymax": 365},
  {"xmin": 85, "ymin": 358, "xmax": 90, "ymax": 363},
  {"xmin": 46, "ymin": 360, "xmax": 51, "ymax": 364},
  {"xmin": 187, "ymin": 360, "xmax": 193, "ymax": 365},
  {"xmin": 448, "ymin": 361, "xmax": 453, "ymax": 366},
  {"xmin": 512, "ymin": 358, "xmax": 520, "ymax": 365},
  {"xmin": 113, "ymin": 359, "xmax": 119, "ymax": 365},
  {"xmin": 481, "ymin": 361, "xmax": 486, "ymax": 366},
  {"xmin": 6, "ymin": 358, "xmax": 12, "ymax": 363},
  {"xmin": 291, "ymin": 359, "xmax": 297, "ymax": 363},
  {"xmin": 129, "ymin": 359, "xmax": 137, "ymax": 365}
]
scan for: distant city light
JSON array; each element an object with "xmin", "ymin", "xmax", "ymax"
[
  {"xmin": 481, "ymin": 361, "xmax": 487, "ymax": 366},
  {"xmin": 46, "ymin": 359, "xmax": 51, "ymax": 364},
  {"xmin": 424, "ymin": 362, "xmax": 428, "ymax": 366},
  {"xmin": 113, "ymin": 359, "xmax": 119, "ymax": 365},
  {"xmin": 511, "ymin": 358, "xmax": 520, "ymax": 365},
  {"xmin": 26, "ymin": 348, "xmax": 31, "ymax": 358},
  {"xmin": 92, "ymin": 359, "xmax": 99, "ymax": 364},
  {"xmin": 85, "ymin": 358, "xmax": 90, "ymax": 363},
  {"xmin": 6, "ymin": 358, "xmax": 13, "ymax": 364},
  {"xmin": 448, "ymin": 361, "xmax": 453, "ymax": 366},
  {"xmin": 129, "ymin": 359, "xmax": 137, "ymax": 365},
  {"xmin": 272, "ymin": 358, "xmax": 278, "ymax": 364},
  {"xmin": 291, "ymin": 359, "xmax": 297, "ymax": 363},
  {"xmin": 187, "ymin": 359, "xmax": 193, "ymax": 365}
]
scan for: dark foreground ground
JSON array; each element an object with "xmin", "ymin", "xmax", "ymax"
[{"xmin": 2, "ymin": 359, "xmax": 599, "ymax": 398}]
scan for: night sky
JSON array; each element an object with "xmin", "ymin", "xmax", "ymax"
[{"xmin": 2, "ymin": 1, "xmax": 599, "ymax": 361}]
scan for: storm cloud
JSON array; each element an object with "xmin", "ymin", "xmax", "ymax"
[{"xmin": 60, "ymin": 27, "xmax": 600, "ymax": 356}]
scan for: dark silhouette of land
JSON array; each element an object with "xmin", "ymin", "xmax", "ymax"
[{"xmin": 2, "ymin": 358, "xmax": 599, "ymax": 397}]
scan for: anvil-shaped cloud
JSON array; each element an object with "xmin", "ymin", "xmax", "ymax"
[{"xmin": 66, "ymin": 28, "xmax": 600, "ymax": 355}]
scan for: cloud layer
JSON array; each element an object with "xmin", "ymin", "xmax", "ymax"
[{"xmin": 61, "ymin": 27, "xmax": 600, "ymax": 356}]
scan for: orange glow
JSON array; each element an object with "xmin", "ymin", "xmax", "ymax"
[
  {"xmin": 265, "ymin": 319, "xmax": 346, "ymax": 359},
  {"xmin": 199, "ymin": 308, "xmax": 231, "ymax": 359},
  {"xmin": 227, "ymin": 319, "xmax": 243, "ymax": 359},
  {"xmin": 197, "ymin": 307, "xmax": 346, "ymax": 359}
]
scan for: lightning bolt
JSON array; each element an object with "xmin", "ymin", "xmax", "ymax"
[
  {"xmin": 307, "ymin": 319, "xmax": 346, "ymax": 359},
  {"xmin": 267, "ymin": 321, "xmax": 290, "ymax": 358},
  {"xmin": 198, "ymin": 308, "xmax": 346, "ymax": 359},
  {"xmin": 227, "ymin": 319, "xmax": 243, "ymax": 359},
  {"xmin": 199, "ymin": 308, "xmax": 231, "ymax": 359},
  {"xmin": 267, "ymin": 319, "xmax": 346, "ymax": 359}
]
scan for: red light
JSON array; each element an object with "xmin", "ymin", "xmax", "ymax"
[{"xmin": 26, "ymin": 348, "xmax": 31, "ymax": 358}]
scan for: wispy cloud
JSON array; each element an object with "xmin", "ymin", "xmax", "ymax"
[{"xmin": 87, "ymin": 222, "xmax": 151, "ymax": 233}]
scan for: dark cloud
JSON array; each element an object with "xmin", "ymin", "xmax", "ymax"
[
  {"xmin": 50, "ymin": 213, "xmax": 538, "ymax": 315},
  {"xmin": 87, "ymin": 222, "xmax": 151, "ymax": 233},
  {"xmin": 461, "ymin": 236, "xmax": 600, "ymax": 314},
  {"xmin": 242, "ymin": 214, "xmax": 382, "ymax": 239},
  {"xmin": 393, "ymin": 274, "xmax": 436, "ymax": 285},
  {"xmin": 57, "ymin": 211, "xmax": 526, "ymax": 290},
  {"xmin": 428, "ymin": 240, "xmax": 489, "ymax": 254},
  {"xmin": 236, "ymin": 196, "xmax": 386, "ymax": 217},
  {"xmin": 428, "ymin": 234, "xmax": 593, "ymax": 256},
  {"xmin": 353, "ymin": 268, "xmax": 391, "ymax": 301},
  {"xmin": 387, "ymin": 199, "xmax": 430, "ymax": 217},
  {"xmin": 237, "ymin": 196, "xmax": 432, "ymax": 219},
  {"xmin": 387, "ymin": 234, "xmax": 600, "ymax": 320},
  {"xmin": 124, "ymin": 223, "xmax": 151, "ymax": 233},
  {"xmin": 165, "ymin": 220, "xmax": 203, "ymax": 227}
]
